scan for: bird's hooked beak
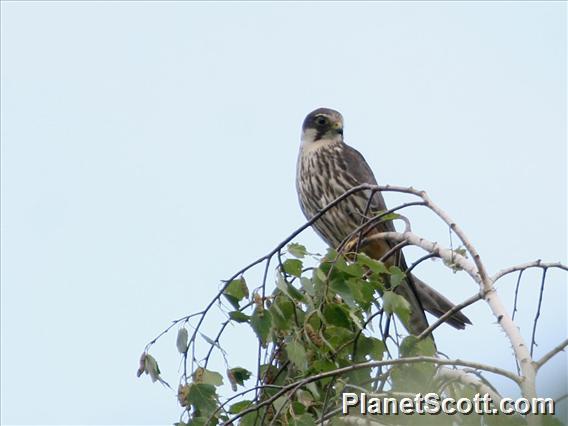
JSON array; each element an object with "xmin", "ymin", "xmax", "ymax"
[
  {"xmin": 301, "ymin": 108, "xmax": 345, "ymax": 144},
  {"xmin": 332, "ymin": 121, "xmax": 344, "ymax": 136}
]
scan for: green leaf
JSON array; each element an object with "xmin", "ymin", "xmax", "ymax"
[
  {"xmin": 485, "ymin": 413, "xmax": 532, "ymax": 426},
  {"xmin": 300, "ymin": 277, "xmax": 314, "ymax": 296},
  {"xmin": 323, "ymin": 304, "xmax": 351, "ymax": 329},
  {"xmin": 311, "ymin": 269, "xmax": 328, "ymax": 305},
  {"xmin": 250, "ymin": 307, "xmax": 272, "ymax": 347},
  {"xmin": 204, "ymin": 370, "xmax": 223, "ymax": 386},
  {"xmin": 314, "ymin": 267, "xmax": 327, "ymax": 283},
  {"xmin": 228, "ymin": 367, "xmax": 252, "ymax": 386},
  {"xmin": 295, "ymin": 389, "xmax": 314, "ymax": 410},
  {"xmin": 391, "ymin": 360, "xmax": 436, "ymax": 394},
  {"xmin": 272, "ymin": 396, "xmax": 289, "ymax": 417},
  {"xmin": 282, "ymin": 258, "xmax": 303, "ymax": 277},
  {"xmin": 228, "ymin": 400, "xmax": 252, "ymax": 414},
  {"xmin": 335, "ymin": 256, "xmax": 364, "ymax": 277},
  {"xmin": 399, "ymin": 335, "xmax": 436, "ymax": 357},
  {"xmin": 356, "ymin": 253, "xmax": 388, "ymax": 274},
  {"xmin": 239, "ymin": 408, "xmax": 268, "ymax": 426},
  {"xmin": 347, "ymin": 278, "xmax": 375, "ymax": 310},
  {"xmin": 382, "ymin": 290, "xmax": 411, "ymax": 325},
  {"xmin": 228, "ymin": 311, "xmax": 250, "ymax": 323},
  {"xmin": 329, "ymin": 277, "xmax": 356, "ymax": 308},
  {"xmin": 291, "ymin": 400, "xmax": 307, "ymax": 415},
  {"xmin": 305, "ymin": 381, "xmax": 320, "ymax": 399},
  {"xmin": 322, "ymin": 248, "xmax": 338, "ymax": 260},
  {"xmin": 309, "ymin": 360, "xmax": 338, "ymax": 388},
  {"xmin": 186, "ymin": 383, "xmax": 217, "ymax": 417},
  {"xmin": 140, "ymin": 353, "xmax": 170, "ymax": 387},
  {"xmin": 193, "ymin": 367, "xmax": 224, "ymax": 386},
  {"xmin": 144, "ymin": 353, "xmax": 160, "ymax": 379},
  {"xmin": 288, "ymin": 243, "xmax": 307, "ymax": 258},
  {"xmin": 276, "ymin": 275, "xmax": 304, "ymax": 302},
  {"xmin": 311, "ymin": 358, "xmax": 337, "ymax": 374},
  {"xmin": 377, "ymin": 212, "xmax": 400, "ymax": 222},
  {"xmin": 541, "ymin": 417, "xmax": 564, "ymax": 426},
  {"xmin": 392, "ymin": 337, "xmax": 437, "ymax": 393},
  {"xmin": 290, "ymin": 413, "xmax": 316, "ymax": 426},
  {"xmin": 356, "ymin": 335, "xmax": 386, "ymax": 361},
  {"xmin": 269, "ymin": 295, "xmax": 295, "ymax": 331},
  {"xmin": 286, "ymin": 339, "xmax": 308, "ymax": 370},
  {"xmin": 345, "ymin": 365, "xmax": 373, "ymax": 389},
  {"xmin": 347, "ymin": 309, "xmax": 363, "ymax": 330},
  {"xmin": 259, "ymin": 364, "xmax": 282, "ymax": 389},
  {"xmin": 388, "ymin": 266, "xmax": 406, "ymax": 288},
  {"xmin": 223, "ymin": 294, "xmax": 239, "ymax": 310},
  {"xmin": 223, "ymin": 277, "xmax": 249, "ymax": 309},
  {"xmin": 324, "ymin": 326, "xmax": 355, "ymax": 355},
  {"xmin": 181, "ymin": 419, "xmax": 207, "ymax": 426},
  {"xmin": 367, "ymin": 275, "xmax": 386, "ymax": 292}
]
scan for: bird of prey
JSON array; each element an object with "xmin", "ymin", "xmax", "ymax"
[{"xmin": 296, "ymin": 107, "xmax": 471, "ymax": 335}]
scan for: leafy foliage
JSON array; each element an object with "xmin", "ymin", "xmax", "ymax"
[{"xmin": 140, "ymin": 244, "xmax": 546, "ymax": 425}]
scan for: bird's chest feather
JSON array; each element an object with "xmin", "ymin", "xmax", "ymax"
[
  {"xmin": 301, "ymin": 151, "xmax": 346, "ymax": 206},
  {"xmin": 299, "ymin": 148, "xmax": 361, "ymax": 217}
]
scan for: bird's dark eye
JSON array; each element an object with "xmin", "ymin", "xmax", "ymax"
[{"xmin": 315, "ymin": 116, "xmax": 328, "ymax": 127}]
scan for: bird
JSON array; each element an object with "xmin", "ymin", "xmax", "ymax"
[{"xmin": 296, "ymin": 107, "xmax": 471, "ymax": 335}]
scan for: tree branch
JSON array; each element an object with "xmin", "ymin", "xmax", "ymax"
[
  {"xmin": 435, "ymin": 366, "xmax": 502, "ymax": 403},
  {"xmin": 224, "ymin": 356, "xmax": 521, "ymax": 424},
  {"xmin": 492, "ymin": 260, "xmax": 568, "ymax": 283},
  {"xmin": 534, "ymin": 338, "xmax": 568, "ymax": 370},
  {"xmin": 417, "ymin": 293, "xmax": 482, "ymax": 341}
]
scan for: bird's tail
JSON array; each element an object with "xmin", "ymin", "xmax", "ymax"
[
  {"xmin": 349, "ymin": 235, "xmax": 471, "ymax": 333},
  {"xmin": 409, "ymin": 275, "xmax": 472, "ymax": 330}
]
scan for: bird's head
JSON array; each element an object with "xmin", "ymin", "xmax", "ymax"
[{"xmin": 301, "ymin": 108, "xmax": 344, "ymax": 145}]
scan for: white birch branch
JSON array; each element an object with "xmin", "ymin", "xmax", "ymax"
[
  {"xmin": 492, "ymin": 260, "xmax": 568, "ymax": 283},
  {"xmin": 534, "ymin": 338, "xmax": 568, "ymax": 370}
]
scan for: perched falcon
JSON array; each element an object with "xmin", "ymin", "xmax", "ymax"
[{"xmin": 296, "ymin": 107, "xmax": 471, "ymax": 335}]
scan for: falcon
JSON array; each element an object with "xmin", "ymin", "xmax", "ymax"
[{"xmin": 296, "ymin": 107, "xmax": 471, "ymax": 335}]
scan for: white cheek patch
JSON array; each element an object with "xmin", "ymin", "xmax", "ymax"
[
  {"xmin": 300, "ymin": 132, "xmax": 342, "ymax": 155},
  {"xmin": 301, "ymin": 128, "xmax": 318, "ymax": 144}
]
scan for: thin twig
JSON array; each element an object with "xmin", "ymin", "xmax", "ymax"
[
  {"xmin": 354, "ymin": 187, "xmax": 377, "ymax": 255},
  {"xmin": 534, "ymin": 338, "xmax": 568, "ymax": 370},
  {"xmin": 320, "ymin": 376, "xmax": 338, "ymax": 426},
  {"xmin": 511, "ymin": 269, "xmax": 524, "ymax": 322},
  {"xmin": 223, "ymin": 355, "xmax": 521, "ymax": 424},
  {"xmin": 337, "ymin": 201, "xmax": 425, "ymax": 253},
  {"xmin": 142, "ymin": 184, "xmax": 568, "ymax": 426},
  {"xmin": 492, "ymin": 260, "xmax": 568, "ymax": 283},
  {"xmin": 207, "ymin": 383, "xmax": 284, "ymax": 424},
  {"xmin": 530, "ymin": 268, "xmax": 548, "ymax": 357},
  {"xmin": 417, "ymin": 293, "xmax": 482, "ymax": 341},
  {"xmin": 405, "ymin": 253, "xmax": 439, "ymax": 276}
]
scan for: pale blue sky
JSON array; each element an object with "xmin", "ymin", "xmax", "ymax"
[{"xmin": 1, "ymin": 1, "xmax": 566, "ymax": 424}]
